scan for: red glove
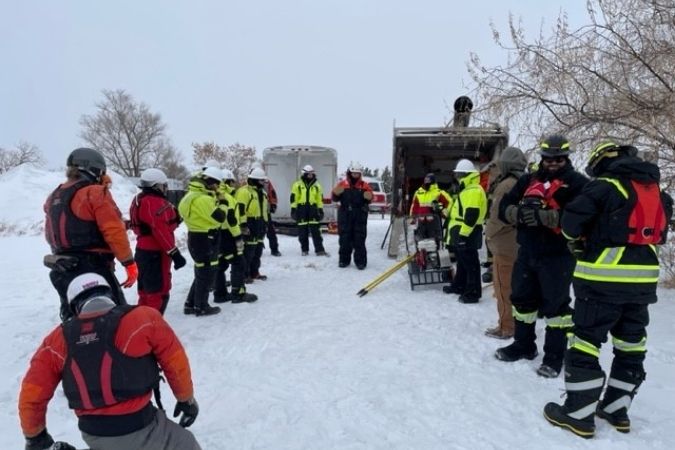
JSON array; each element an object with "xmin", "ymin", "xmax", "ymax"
[{"xmin": 121, "ymin": 262, "xmax": 138, "ymax": 288}]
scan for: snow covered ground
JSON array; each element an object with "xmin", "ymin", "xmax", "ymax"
[{"xmin": 2, "ymin": 166, "xmax": 674, "ymax": 449}]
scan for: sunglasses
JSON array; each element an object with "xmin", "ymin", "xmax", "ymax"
[{"xmin": 542, "ymin": 156, "xmax": 566, "ymax": 163}]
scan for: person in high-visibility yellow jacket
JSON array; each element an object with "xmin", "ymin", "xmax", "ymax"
[
  {"xmin": 290, "ymin": 165, "xmax": 327, "ymax": 256},
  {"xmin": 543, "ymin": 142, "xmax": 673, "ymax": 438},
  {"xmin": 409, "ymin": 172, "xmax": 452, "ymax": 243},
  {"xmin": 443, "ymin": 159, "xmax": 487, "ymax": 303},
  {"xmin": 235, "ymin": 167, "xmax": 269, "ymax": 282},
  {"xmin": 213, "ymin": 167, "xmax": 258, "ymax": 304},
  {"xmin": 178, "ymin": 168, "xmax": 225, "ymax": 316}
]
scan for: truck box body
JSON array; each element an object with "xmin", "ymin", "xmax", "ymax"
[
  {"xmin": 391, "ymin": 126, "xmax": 509, "ymax": 216},
  {"xmin": 263, "ymin": 145, "xmax": 338, "ymax": 226}
]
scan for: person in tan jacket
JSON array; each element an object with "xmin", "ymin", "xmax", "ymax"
[{"xmin": 484, "ymin": 147, "xmax": 528, "ymax": 339}]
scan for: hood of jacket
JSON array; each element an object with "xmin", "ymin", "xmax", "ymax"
[{"xmin": 498, "ymin": 147, "xmax": 527, "ymax": 179}]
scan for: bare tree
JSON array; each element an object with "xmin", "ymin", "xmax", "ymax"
[
  {"xmin": 80, "ymin": 89, "xmax": 179, "ymax": 177},
  {"xmin": 468, "ymin": 0, "xmax": 675, "ymax": 186},
  {"xmin": 0, "ymin": 141, "xmax": 45, "ymax": 173},
  {"xmin": 192, "ymin": 141, "xmax": 258, "ymax": 181}
]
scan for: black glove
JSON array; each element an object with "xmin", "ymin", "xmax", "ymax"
[
  {"xmin": 235, "ymin": 238, "xmax": 245, "ymax": 254},
  {"xmin": 240, "ymin": 224, "xmax": 250, "ymax": 236},
  {"xmin": 25, "ymin": 429, "xmax": 54, "ymax": 450},
  {"xmin": 504, "ymin": 205, "xmax": 519, "ymax": 225},
  {"xmin": 567, "ymin": 239, "xmax": 585, "ymax": 258},
  {"xmin": 173, "ymin": 397, "xmax": 199, "ymax": 428},
  {"xmin": 432, "ymin": 200, "xmax": 443, "ymax": 214},
  {"xmin": 270, "ymin": 204, "xmax": 277, "ymax": 214},
  {"xmin": 519, "ymin": 207, "xmax": 540, "ymax": 227},
  {"xmin": 317, "ymin": 209, "xmax": 324, "ymax": 221},
  {"xmin": 169, "ymin": 248, "xmax": 187, "ymax": 270},
  {"xmin": 291, "ymin": 208, "xmax": 297, "ymax": 221},
  {"xmin": 537, "ymin": 209, "xmax": 559, "ymax": 229}
]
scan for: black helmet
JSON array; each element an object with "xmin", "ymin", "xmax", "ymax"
[
  {"xmin": 539, "ymin": 135, "xmax": 571, "ymax": 158},
  {"xmin": 67, "ymin": 148, "xmax": 106, "ymax": 181},
  {"xmin": 585, "ymin": 141, "xmax": 622, "ymax": 177}
]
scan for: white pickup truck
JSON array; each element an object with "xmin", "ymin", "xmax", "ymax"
[{"xmin": 262, "ymin": 145, "xmax": 338, "ymax": 228}]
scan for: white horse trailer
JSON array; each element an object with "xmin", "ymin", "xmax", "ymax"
[{"xmin": 262, "ymin": 145, "xmax": 338, "ymax": 229}]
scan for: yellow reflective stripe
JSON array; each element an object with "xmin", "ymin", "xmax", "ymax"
[
  {"xmin": 545, "ymin": 314, "xmax": 573, "ymax": 328},
  {"xmin": 596, "ymin": 247, "xmax": 624, "ymax": 265},
  {"xmin": 597, "ymin": 177, "xmax": 628, "ymax": 198},
  {"xmin": 568, "ymin": 334, "xmax": 600, "ymax": 357},
  {"xmin": 513, "ymin": 307, "xmax": 537, "ymax": 324},
  {"xmin": 612, "ymin": 335, "xmax": 647, "ymax": 353},
  {"xmin": 194, "ymin": 261, "xmax": 206, "ymax": 268},
  {"xmin": 574, "ymin": 262, "xmax": 660, "ymax": 282}
]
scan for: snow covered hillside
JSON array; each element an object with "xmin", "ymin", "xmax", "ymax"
[{"xmin": 1, "ymin": 167, "xmax": 674, "ymax": 449}]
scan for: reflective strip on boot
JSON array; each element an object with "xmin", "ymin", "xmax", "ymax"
[
  {"xmin": 568, "ymin": 402, "xmax": 600, "ymax": 420},
  {"xmin": 565, "ymin": 377, "xmax": 605, "ymax": 392},
  {"xmin": 612, "ymin": 335, "xmax": 647, "ymax": 353},
  {"xmin": 567, "ymin": 334, "xmax": 600, "ymax": 358},
  {"xmin": 545, "ymin": 314, "xmax": 573, "ymax": 328},
  {"xmin": 513, "ymin": 307, "xmax": 537, "ymax": 324},
  {"xmin": 602, "ymin": 395, "xmax": 632, "ymax": 414}
]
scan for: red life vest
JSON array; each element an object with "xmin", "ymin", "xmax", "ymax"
[
  {"xmin": 521, "ymin": 179, "xmax": 565, "ymax": 233},
  {"xmin": 61, "ymin": 306, "xmax": 160, "ymax": 410},
  {"xmin": 45, "ymin": 180, "xmax": 107, "ymax": 254},
  {"xmin": 625, "ymin": 180, "xmax": 667, "ymax": 245}
]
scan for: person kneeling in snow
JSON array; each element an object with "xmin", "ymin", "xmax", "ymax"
[{"xmin": 18, "ymin": 273, "xmax": 202, "ymax": 450}]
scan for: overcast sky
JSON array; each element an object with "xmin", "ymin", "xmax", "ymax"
[{"xmin": 1, "ymin": 0, "xmax": 587, "ymax": 172}]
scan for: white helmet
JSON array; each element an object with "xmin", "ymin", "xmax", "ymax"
[
  {"xmin": 248, "ymin": 167, "xmax": 267, "ymax": 180},
  {"xmin": 454, "ymin": 159, "xmax": 478, "ymax": 173},
  {"xmin": 302, "ymin": 164, "xmax": 315, "ymax": 173},
  {"xmin": 203, "ymin": 159, "xmax": 220, "ymax": 170},
  {"xmin": 202, "ymin": 166, "xmax": 224, "ymax": 182},
  {"xmin": 221, "ymin": 168, "xmax": 235, "ymax": 181},
  {"xmin": 348, "ymin": 161, "xmax": 363, "ymax": 173},
  {"xmin": 67, "ymin": 273, "xmax": 111, "ymax": 304},
  {"xmin": 139, "ymin": 168, "xmax": 168, "ymax": 188}
]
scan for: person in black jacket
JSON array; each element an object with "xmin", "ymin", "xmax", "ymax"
[
  {"xmin": 543, "ymin": 142, "xmax": 672, "ymax": 438},
  {"xmin": 496, "ymin": 135, "xmax": 589, "ymax": 378}
]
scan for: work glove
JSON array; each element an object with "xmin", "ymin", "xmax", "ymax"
[
  {"xmin": 270, "ymin": 204, "xmax": 277, "ymax": 214},
  {"xmin": 537, "ymin": 209, "xmax": 559, "ymax": 229},
  {"xmin": 519, "ymin": 207, "xmax": 540, "ymax": 227},
  {"xmin": 240, "ymin": 224, "xmax": 250, "ymax": 236},
  {"xmin": 25, "ymin": 429, "xmax": 54, "ymax": 450},
  {"xmin": 169, "ymin": 248, "xmax": 187, "ymax": 270},
  {"xmin": 173, "ymin": 397, "xmax": 199, "ymax": 428},
  {"xmin": 363, "ymin": 191, "xmax": 373, "ymax": 201},
  {"xmin": 567, "ymin": 239, "xmax": 585, "ymax": 258},
  {"xmin": 432, "ymin": 200, "xmax": 444, "ymax": 214},
  {"xmin": 121, "ymin": 261, "xmax": 138, "ymax": 288},
  {"xmin": 504, "ymin": 205, "xmax": 519, "ymax": 225},
  {"xmin": 235, "ymin": 238, "xmax": 245, "ymax": 254},
  {"xmin": 317, "ymin": 209, "xmax": 324, "ymax": 221},
  {"xmin": 291, "ymin": 208, "xmax": 297, "ymax": 221},
  {"xmin": 332, "ymin": 185, "xmax": 344, "ymax": 196}
]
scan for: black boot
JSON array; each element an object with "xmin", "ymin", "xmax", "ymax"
[
  {"xmin": 495, "ymin": 320, "xmax": 538, "ymax": 362},
  {"xmin": 596, "ymin": 366, "xmax": 644, "ymax": 433},
  {"xmin": 195, "ymin": 305, "xmax": 221, "ymax": 316},
  {"xmin": 537, "ymin": 326, "xmax": 569, "ymax": 378},
  {"xmin": 230, "ymin": 288, "xmax": 258, "ymax": 303},
  {"xmin": 543, "ymin": 366, "xmax": 605, "ymax": 439}
]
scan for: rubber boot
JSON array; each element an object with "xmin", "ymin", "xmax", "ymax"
[
  {"xmin": 544, "ymin": 367, "xmax": 605, "ymax": 439},
  {"xmin": 596, "ymin": 366, "xmax": 644, "ymax": 433},
  {"xmin": 495, "ymin": 320, "xmax": 538, "ymax": 362},
  {"xmin": 537, "ymin": 327, "xmax": 569, "ymax": 378}
]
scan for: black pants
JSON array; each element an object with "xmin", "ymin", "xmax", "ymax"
[
  {"xmin": 298, "ymin": 223, "xmax": 325, "ymax": 253},
  {"xmin": 568, "ymin": 298, "xmax": 649, "ymax": 375},
  {"xmin": 338, "ymin": 212, "xmax": 368, "ymax": 266},
  {"xmin": 510, "ymin": 250, "xmax": 575, "ymax": 318},
  {"xmin": 452, "ymin": 246, "xmax": 481, "ymax": 300},
  {"xmin": 267, "ymin": 220, "xmax": 279, "ymax": 253},
  {"xmin": 214, "ymin": 231, "xmax": 245, "ymax": 296},
  {"xmin": 185, "ymin": 232, "xmax": 218, "ymax": 310},
  {"xmin": 49, "ymin": 252, "xmax": 126, "ymax": 321}
]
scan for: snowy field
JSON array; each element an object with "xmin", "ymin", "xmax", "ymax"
[{"xmin": 1, "ymin": 166, "xmax": 675, "ymax": 449}]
